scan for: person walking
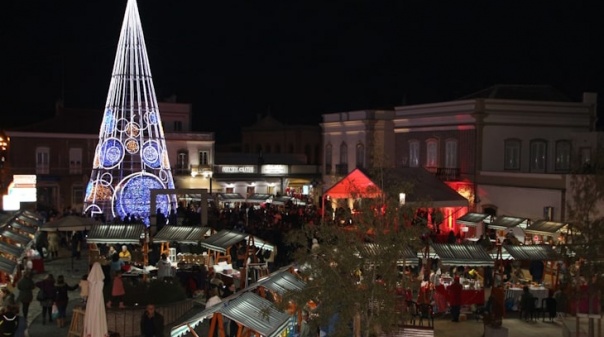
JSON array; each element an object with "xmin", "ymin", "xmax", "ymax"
[
  {"xmin": 54, "ymin": 275, "xmax": 78, "ymax": 328},
  {"xmin": 0, "ymin": 304, "xmax": 20, "ymax": 337},
  {"xmin": 448, "ymin": 276, "xmax": 463, "ymax": 322},
  {"xmin": 47, "ymin": 230, "xmax": 60, "ymax": 259},
  {"xmin": 140, "ymin": 304, "xmax": 164, "ymax": 337},
  {"xmin": 156, "ymin": 254, "xmax": 172, "ymax": 281},
  {"xmin": 16, "ymin": 271, "xmax": 35, "ymax": 322},
  {"xmin": 34, "ymin": 274, "xmax": 56, "ymax": 325}
]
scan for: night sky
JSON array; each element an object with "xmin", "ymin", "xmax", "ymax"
[{"xmin": 1, "ymin": 1, "xmax": 602, "ymax": 142}]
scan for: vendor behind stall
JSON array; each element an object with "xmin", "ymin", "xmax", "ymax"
[{"xmin": 119, "ymin": 245, "xmax": 132, "ymax": 262}]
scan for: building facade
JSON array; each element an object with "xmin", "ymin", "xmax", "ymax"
[{"xmin": 322, "ymin": 85, "xmax": 600, "ymax": 227}]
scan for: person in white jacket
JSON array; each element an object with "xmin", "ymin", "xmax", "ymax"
[{"xmin": 156, "ymin": 254, "xmax": 173, "ymax": 280}]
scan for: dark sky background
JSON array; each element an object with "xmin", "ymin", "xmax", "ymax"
[{"xmin": 1, "ymin": 1, "xmax": 602, "ymax": 142}]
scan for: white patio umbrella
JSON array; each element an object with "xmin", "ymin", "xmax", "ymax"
[{"xmin": 83, "ymin": 262, "xmax": 108, "ymax": 337}]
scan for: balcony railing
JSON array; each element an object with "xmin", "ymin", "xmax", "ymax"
[{"xmin": 435, "ymin": 167, "xmax": 460, "ymax": 181}]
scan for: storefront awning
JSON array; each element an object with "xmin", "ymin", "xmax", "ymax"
[
  {"xmin": 488, "ymin": 216, "xmax": 528, "ymax": 231},
  {"xmin": 502, "ymin": 245, "xmax": 561, "ymax": 261},
  {"xmin": 456, "ymin": 213, "xmax": 492, "ymax": 227},
  {"xmin": 199, "ymin": 230, "xmax": 247, "ymax": 253},
  {"xmin": 218, "ymin": 193, "xmax": 246, "ymax": 203},
  {"xmin": 153, "ymin": 226, "xmax": 211, "ymax": 244},
  {"xmin": 360, "ymin": 243, "xmax": 419, "ymax": 266},
  {"xmin": 255, "ymin": 268, "xmax": 306, "ymax": 295},
  {"xmin": 0, "ymin": 256, "xmax": 17, "ymax": 275},
  {"xmin": 171, "ymin": 292, "xmax": 290, "ymax": 337},
  {"xmin": 428, "ymin": 243, "xmax": 494, "ymax": 266},
  {"xmin": 0, "ymin": 229, "xmax": 32, "ymax": 247},
  {"xmin": 524, "ymin": 220, "xmax": 570, "ymax": 236},
  {"xmin": 41, "ymin": 215, "xmax": 103, "ymax": 232},
  {"xmin": 86, "ymin": 224, "xmax": 146, "ymax": 244},
  {"xmin": 199, "ymin": 230, "xmax": 275, "ymax": 253},
  {"xmin": 7, "ymin": 220, "xmax": 38, "ymax": 235},
  {"xmin": 247, "ymin": 194, "xmax": 272, "ymax": 203},
  {"xmin": 271, "ymin": 196, "xmax": 306, "ymax": 206},
  {"xmin": 0, "ymin": 241, "xmax": 25, "ymax": 259}
]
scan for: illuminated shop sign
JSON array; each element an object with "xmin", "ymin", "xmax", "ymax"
[
  {"xmin": 220, "ymin": 165, "xmax": 256, "ymax": 174},
  {"xmin": 261, "ymin": 165, "xmax": 288, "ymax": 175}
]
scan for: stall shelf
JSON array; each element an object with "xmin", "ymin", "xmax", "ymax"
[
  {"xmin": 0, "ymin": 256, "xmax": 17, "ymax": 283},
  {"xmin": 0, "ymin": 241, "xmax": 25, "ymax": 261},
  {"xmin": 0, "ymin": 228, "xmax": 33, "ymax": 247}
]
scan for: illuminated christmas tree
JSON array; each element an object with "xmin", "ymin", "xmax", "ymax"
[{"xmin": 84, "ymin": 0, "xmax": 176, "ymax": 224}]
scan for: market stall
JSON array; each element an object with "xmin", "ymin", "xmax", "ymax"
[
  {"xmin": 488, "ymin": 216, "xmax": 529, "ymax": 243},
  {"xmin": 523, "ymin": 220, "xmax": 572, "ymax": 244},
  {"xmin": 426, "ymin": 243, "xmax": 494, "ymax": 306},
  {"xmin": 456, "ymin": 212, "xmax": 493, "ymax": 239},
  {"xmin": 153, "ymin": 225, "xmax": 212, "ymax": 294},
  {"xmin": 171, "ymin": 291, "xmax": 293, "ymax": 337},
  {"xmin": 246, "ymin": 193, "xmax": 272, "ymax": 204},
  {"xmin": 41, "ymin": 215, "xmax": 103, "ymax": 232},
  {"xmin": 0, "ymin": 256, "xmax": 17, "ymax": 285},
  {"xmin": 86, "ymin": 223, "xmax": 148, "ymax": 273},
  {"xmin": 217, "ymin": 193, "xmax": 246, "ymax": 208},
  {"xmin": 498, "ymin": 244, "xmax": 560, "ymax": 308},
  {"xmin": 198, "ymin": 230, "xmax": 275, "ymax": 288}
]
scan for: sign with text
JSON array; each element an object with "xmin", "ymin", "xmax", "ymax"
[
  {"xmin": 261, "ymin": 164, "xmax": 288, "ymax": 175},
  {"xmin": 219, "ymin": 165, "xmax": 256, "ymax": 174}
]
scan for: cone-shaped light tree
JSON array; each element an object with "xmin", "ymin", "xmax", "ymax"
[{"xmin": 83, "ymin": 0, "xmax": 176, "ymax": 224}]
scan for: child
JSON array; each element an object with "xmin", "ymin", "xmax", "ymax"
[
  {"xmin": 79, "ymin": 274, "xmax": 89, "ymax": 304},
  {"xmin": 106, "ymin": 270, "xmax": 126, "ymax": 309}
]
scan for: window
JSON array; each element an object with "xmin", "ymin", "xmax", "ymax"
[
  {"xmin": 580, "ymin": 147, "xmax": 592, "ymax": 168},
  {"xmin": 504, "ymin": 139, "xmax": 521, "ymax": 170},
  {"xmin": 72, "ymin": 186, "xmax": 84, "ymax": 205},
  {"xmin": 177, "ymin": 150, "xmax": 188, "ymax": 172},
  {"xmin": 555, "ymin": 140, "xmax": 571, "ymax": 171},
  {"xmin": 445, "ymin": 139, "xmax": 458, "ymax": 168},
  {"xmin": 325, "ymin": 144, "xmax": 332, "ymax": 174},
  {"xmin": 173, "ymin": 121, "xmax": 182, "ymax": 132},
  {"xmin": 226, "ymin": 187, "xmax": 234, "ymax": 194},
  {"xmin": 69, "ymin": 148, "xmax": 82, "ymax": 175},
  {"xmin": 356, "ymin": 143, "xmax": 365, "ymax": 168},
  {"xmin": 265, "ymin": 144, "xmax": 271, "ymax": 153},
  {"xmin": 530, "ymin": 139, "xmax": 547, "ymax": 172},
  {"xmin": 426, "ymin": 139, "xmax": 438, "ymax": 168},
  {"xmin": 199, "ymin": 151, "xmax": 209, "ymax": 166},
  {"xmin": 36, "ymin": 147, "xmax": 50, "ymax": 174},
  {"xmin": 409, "ymin": 140, "xmax": 420, "ymax": 167},
  {"xmin": 339, "ymin": 142, "xmax": 348, "ymax": 165},
  {"xmin": 246, "ymin": 186, "xmax": 255, "ymax": 197}
]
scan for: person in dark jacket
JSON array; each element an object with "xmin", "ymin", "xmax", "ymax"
[
  {"xmin": 0, "ymin": 304, "xmax": 20, "ymax": 337},
  {"xmin": 16, "ymin": 271, "xmax": 35, "ymax": 322},
  {"xmin": 34, "ymin": 274, "xmax": 55, "ymax": 325},
  {"xmin": 447, "ymin": 276, "xmax": 463, "ymax": 322},
  {"xmin": 140, "ymin": 304, "xmax": 164, "ymax": 337},
  {"xmin": 54, "ymin": 275, "xmax": 79, "ymax": 328}
]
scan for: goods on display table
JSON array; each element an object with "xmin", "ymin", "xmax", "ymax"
[{"xmin": 504, "ymin": 285, "xmax": 549, "ymax": 310}]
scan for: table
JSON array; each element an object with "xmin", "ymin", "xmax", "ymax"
[
  {"xmin": 435, "ymin": 285, "xmax": 485, "ymax": 306},
  {"xmin": 505, "ymin": 287, "xmax": 549, "ymax": 309}
]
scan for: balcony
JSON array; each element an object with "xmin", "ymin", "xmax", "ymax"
[{"xmin": 435, "ymin": 167, "xmax": 460, "ymax": 181}]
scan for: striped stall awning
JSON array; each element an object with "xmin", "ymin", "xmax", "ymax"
[
  {"xmin": 428, "ymin": 243, "xmax": 494, "ymax": 267},
  {"xmin": 153, "ymin": 226, "xmax": 211, "ymax": 244},
  {"xmin": 86, "ymin": 224, "xmax": 146, "ymax": 244},
  {"xmin": 503, "ymin": 245, "xmax": 561, "ymax": 261}
]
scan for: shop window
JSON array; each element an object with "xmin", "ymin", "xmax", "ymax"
[
  {"xmin": 445, "ymin": 139, "xmax": 458, "ymax": 168},
  {"xmin": 246, "ymin": 186, "xmax": 255, "ymax": 197},
  {"xmin": 504, "ymin": 139, "xmax": 521, "ymax": 170},
  {"xmin": 36, "ymin": 147, "xmax": 50, "ymax": 174},
  {"xmin": 555, "ymin": 140, "xmax": 571, "ymax": 171},
  {"xmin": 409, "ymin": 140, "xmax": 419, "ymax": 167},
  {"xmin": 530, "ymin": 139, "xmax": 547, "ymax": 172},
  {"xmin": 69, "ymin": 147, "xmax": 82, "ymax": 175},
  {"xmin": 356, "ymin": 143, "xmax": 365, "ymax": 168},
  {"xmin": 426, "ymin": 139, "xmax": 438, "ymax": 168}
]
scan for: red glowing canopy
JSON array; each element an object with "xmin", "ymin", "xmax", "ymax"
[{"xmin": 324, "ymin": 168, "xmax": 383, "ymax": 199}]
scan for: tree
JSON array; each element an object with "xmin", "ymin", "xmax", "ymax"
[
  {"xmin": 565, "ymin": 151, "xmax": 604, "ymax": 337},
  {"xmin": 282, "ymin": 169, "xmax": 429, "ymax": 337}
]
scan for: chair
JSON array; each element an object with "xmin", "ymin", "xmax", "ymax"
[
  {"xmin": 542, "ymin": 297, "xmax": 557, "ymax": 322},
  {"xmin": 407, "ymin": 300, "xmax": 434, "ymax": 327},
  {"xmin": 519, "ymin": 296, "xmax": 538, "ymax": 321}
]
